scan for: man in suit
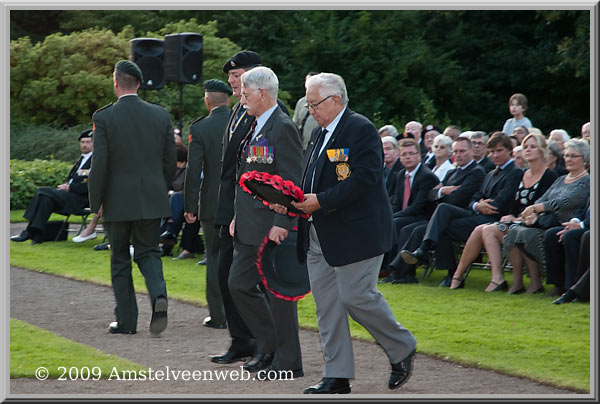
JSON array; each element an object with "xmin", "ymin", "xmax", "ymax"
[
  {"xmin": 227, "ymin": 66, "xmax": 304, "ymax": 377},
  {"xmin": 293, "ymin": 73, "xmax": 416, "ymax": 394},
  {"xmin": 381, "ymin": 136, "xmax": 403, "ymax": 198},
  {"xmin": 384, "ymin": 136, "xmax": 485, "ymax": 284},
  {"xmin": 421, "ymin": 124, "xmax": 440, "ymax": 169},
  {"xmin": 212, "ymin": 50, "xmax": 293, "ymax": 365},
  {"xmin": 380, "ymin": 138, "xmax": 440, "ymax": 284},
  {"xmin": 184, "ymin": 79, "xmax": 232, "ymax": 330},
  {"xmin": 88, "ymin": 60, "xmax": 176, "ymax": 335},
  {"xmin": 469, "ymin": 131, "xmax": 495, "ymax": 172},
  {"xmin": 401, "ymin": 132, "xmax": 522, "ymax": 286},
  {"xmin": 12, "ymin": 129, "xmax": 94, "ymax": 245}
]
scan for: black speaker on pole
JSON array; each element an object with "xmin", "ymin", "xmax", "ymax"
[
  {"xmin": 129, "ymin": 38, "xmax": 165, "ymax": 90},
  {"xmin": 164, "ymin": 33, "xmax": 203, "ymax": 84}
]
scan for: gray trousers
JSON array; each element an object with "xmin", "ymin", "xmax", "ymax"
[
  {"xmin": 201, "ymin": 219, "xmax": 225, "ymax": 325},
  {"xmin": 308, "ymin": 225, "xmax": 417, "ymax": 379},
  {"xmin": 229, "ymin": 238, "xmax": 302, "ymax": 371}
]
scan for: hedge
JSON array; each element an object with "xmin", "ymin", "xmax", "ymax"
[{"xmin": 10, "ymin": 159, "xmax": 73, "ymax": 209}]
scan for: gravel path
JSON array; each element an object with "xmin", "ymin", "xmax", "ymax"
[{"xmin": 8, "ymin": 223, "xmax": 574, "ymax": 397}]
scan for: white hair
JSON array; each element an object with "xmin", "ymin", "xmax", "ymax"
[
  {"xmin": 550, "ymin": 129, "xmax": 570, "ymax": 143},
  {"xmin": 381, "ymin": 136, "xmax": 398, "ymax": 148},
  {"xmin": 241, "ymin": 66, "xmax": 279, "ymax": 99},
  {"xmin": 306, "ymin": 73, "xmax": 348, "ymax": 106},
  {"xmin": 379, "ymin": 125, "xmax": 399, "ymax": 138}
]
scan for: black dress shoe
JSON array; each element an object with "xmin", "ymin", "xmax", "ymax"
[
  {"xmin": 94, "ymin": 242, "xmax": 110, "ymax": 251},
  {"xmin": 438, "ymin": 275, "xmax": 452, "ymax": 287},
  {"xmin": 159, "ymin": 231, "xmax": 178, "ymax": 246},
  {"xmin": 508, "ymin": 286, "xmax": 526, "ymax": 295},
  {"xmin": 11, "ymin": 230, "xmax": 32, "ymax": 242},
  {"xmin": 547, "ymin": 286, "xmax": 565, "ymax": 297},
  {"xmin": 389, "ymin": 349, "xmax": 415, "ymax": 389},
  {"xmin": 489, "ymin": 280, "xmax": 508, "ymax": 292},
  {"xmin": 150, "ymin": 297, "xmax": 168, "ymax": 335},
  {"xmin": 259, "ymin": 365, "xmax": 304, "ymax": 380},
  {"xmin": 552, "ymin": 290, "xmax": 578, "ymax": 305},
  {"xmin": 392, "ymin": 275, "xmax": 419, "ymax": 284},
  {"xmin": 211, "ymin": 350, "xmax": 253, "ymax": 364},
  {"xmin": 203, "ymin": 316, "xmax": 226, "ymax": 329},
  {"xmin": 108, "ymin": 323, "xmax": 136, "ymax": 335},
  {"xmin": 243, "ymin": 352, "xmax": 274, "ymax": 372},
  {"xmin": 31, "ymin": 237, "xmax": 43, "ymax": 245},
  {"xmin": 400, "ymin": 248, "xmax": 427, "ymax": 266},
  {"xmin": 449, "ymin": 277, "xmax": 465, "ymax": 290},
  {"xmin": 304, "ymin": 377, "xmax": 351, "ymax": 394},
  {"xmin": 378, "ymin": 275, "xmax": 394, "ymax": 284}
]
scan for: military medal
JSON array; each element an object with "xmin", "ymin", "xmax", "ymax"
[
  {"xmin": 336, "ymin": 162, "xmax": 351, "ymax": 181},
  {"xmin": 267, "ymin": 146, "xmax": 274, "ymax": 164}
]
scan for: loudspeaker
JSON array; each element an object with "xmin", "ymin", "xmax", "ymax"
[
  {"xmin": 130, "ymin": 38, "xmax": 165, "ymax": 90},
  {"xmin": 164, "ymin": 33, "xmax": 203, "ymax": 84}
]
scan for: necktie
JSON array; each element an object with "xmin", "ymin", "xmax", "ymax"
[
  {"xmin": 402, "ymin": 173, "xmax": 411, "ymax": 210},
  {"xmin": 493, "ymin": 167, "xmax": 501, "ymax": 176},
  {"xmin": 237, "ymin": 120, "xmax": 257, "ymax": 169},
  {"xmin": 304, "ymin": 128, "xmax": 328, "ymax": 193}
]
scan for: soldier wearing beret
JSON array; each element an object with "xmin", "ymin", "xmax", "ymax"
[
  {"xmin": 183, "ymin": 79, "xmax": 232, "ymax": 329},
  {"xmin": 88, "ymin": 60, "xmax": 177, "ymax": 336},
  {"xmin": 11, "ymin": 129, "xmax": 94, "ymax": 245}
]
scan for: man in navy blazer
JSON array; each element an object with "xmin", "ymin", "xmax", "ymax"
[
  {"xmin": 292, "ymin": 73, "xmax": 416, "ymax": 394},
  {"xmin": 401, "ymin": 133, "xmax": 523, "ymax": 286},
  {"xmin": 383, "ymin": 136, "xmax": 485, "ymax": 284}
]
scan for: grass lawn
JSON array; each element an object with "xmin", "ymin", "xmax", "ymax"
[
  {"xmin": 10, "ymin": 318, "xmax": 146, "ymax": 379},
  {"xmin": 10, "ymin": 209, "xmax": 89, "ymax": 224},
  {"xmin": 9, "ymin": 235, "xmax": 590, "ymax": 392}
]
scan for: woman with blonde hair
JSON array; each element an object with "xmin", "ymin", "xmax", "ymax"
[{"xmin": 450, "ymin": 133, "xmax": 557, "ymax": 291}]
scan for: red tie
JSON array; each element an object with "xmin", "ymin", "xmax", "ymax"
[{"xmin": 402, "ymin": 173, "xmax": 411, "ymax": 210}]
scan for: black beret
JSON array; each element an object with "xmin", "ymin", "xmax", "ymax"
[
  {"xmin": 203, "ymin": 79, "xmax": 233, "ymax": 95},
  {"xmin": 115, "ymin": 60, "xmax": 143, "ymax": 83},
  {"xmin": 79, "ymin": 129, "xmax": 93, "ymax": 140},
  {"xmin": 222, "ymin": 51, "xmax": 262, "ymax": 73},
  {"xmin": 423, "ymin": 124, "xmax": 441, "ymax": 134}
]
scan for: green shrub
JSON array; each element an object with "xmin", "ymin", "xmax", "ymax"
[
  {"xmin": 10, "ymin": 159, "xmax": 73, "ymax": 209},
  {"xmin": 10, "ymin": 123, "xmax": 89, "ymax": 161}
]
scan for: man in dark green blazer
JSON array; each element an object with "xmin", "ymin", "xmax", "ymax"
[
  {"xmin": 88, "ymin": 60, "xmax": 177, "ymax": 336},
  {"xmin": 184, "ymin": 79, "xmax": 232, "ymax": 329}
]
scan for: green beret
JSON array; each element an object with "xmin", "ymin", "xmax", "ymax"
[
  {"xmin": 115, "ymin": 60, "xmax": 143, "ymax": 83},
  {"xmin": 203, "ymin": 79, "xmax": 233, "ymax": 95},
  {"xmin": 79, "ymin": 129, "xmax": 93, "ymax": 140}
]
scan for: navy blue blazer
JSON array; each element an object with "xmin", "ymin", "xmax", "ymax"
[
  {"xmin": 390, "ymin": 163, "xmax": 439, "ymax": 216},
  {"xmin": 297, "ymin": 108, "xmax": 393, "ymax": 267},
  {"xmin": 470, "ymin": 161, "xmax": 523, "ymax": 217},
  {"xmin": 384, "ymin": 158, "xmax": 404, "ymax": 197},
  {"xmin": 434, "ymin": 161, "xmax": 486, "ymax": 209}
]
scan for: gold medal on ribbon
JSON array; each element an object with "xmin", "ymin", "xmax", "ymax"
[
  {"xmin": 336, "ymin": 162, "xmax": 351, "ymax": 181},
  {"xmin": 327, "ymin": 149, "xmax": 336, "ymax": 162}
]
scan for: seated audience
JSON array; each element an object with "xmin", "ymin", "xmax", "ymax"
[
  {"xmin": 449, "ymin": 133, "xmax": 557, "ymax": 291},
  {"xmin": 379, "ymin": 124, "xmax": 399, "ymax": 139},
  {"xmin": 552, "ymin": 230, "xmax": 590, "ymax": 305},
  {"xmin": 431, "ymin": 134, "xmax": 454, "ymax": 180},
  {"xmin": 469, "ymin": 131, "xmax": 495, "ymax": 172},
  {"xmin": 422, "ymin": 125, "xmax": 440, "ymax": 168},
  {"xmin": 399, "ymin": 132, "xmax": 522, "ymax": 287},
  {"xmin": 580, "ymin": 121, "xmax": 590, "ymax": 142},
  {"xmin": 11, "ymin": 129, "xmax": 93, "ymax": 245},
  {"xmin": 383, "ymin": 136, "xmax": 484, "ymax": 284},
  {"xmin": 382, "ymin": 136, "xmax": 403, "ymax": 198},
  {"xmin": 548, "ymin": 129, "xmax": 570, "ymax": 152},
  {"xmin": 512, "ymin": 145, "xmax": 527, "ymax": 170},
  {"xmin": 443, "ymin": 125, "xmax": 461, "ymax": 142},
  {"xmin": 547, "ymin": 141, "xmax": 568, "ymax": 176},
  {"xmin": 504, "ymin": 138, "xmax": 590, "ymax": 294},
  {"xmin": 403, "ymin": 120, "xmax": 427, "ymax": 155},
  {"xmin": 511, "ymin": 125, "xmax": 529, "ymax": 145},
  {"xmin": 544, "ymin": 196, "xmax": 590, "ymax": 297}
]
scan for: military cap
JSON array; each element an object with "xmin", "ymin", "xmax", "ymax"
[
  {"xmin": 79, "ymin": 129, "xmax": 93, "ymax": 140},
  {"xmin": 114, "ymin": 60, "xmax": 143, "ymax": 83},
  {"xmin": 222, "ymin": 51, "xmax": 262, "ymax": 73},
  {"xmin": 203, "ymin": 79, "xmax": 233, "ymax": 95},
  {"xmin": 423, "ymin": 124, "xmax": 441, "ymax": 134}
]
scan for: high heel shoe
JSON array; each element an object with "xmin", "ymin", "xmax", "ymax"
[
  {"xmin": 449, "ymin": 277, "xmax": 465, "ymax": 290},
  {"xmin": 488, "ymin": 280, "xmax": 508, "ymax": 292}
]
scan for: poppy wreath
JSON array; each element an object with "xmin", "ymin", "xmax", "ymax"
[
  {"xmin": 256, "ymin": 234, "xmax": 311, "ymax": 302},
  {"xmin": 239, "ymin": 170, "xmax": 310, "ymax": 219}
]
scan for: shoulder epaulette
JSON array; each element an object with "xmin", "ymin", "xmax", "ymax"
[
  {"xmin": 94, "ymin": 102, "xmax": 113, "ymax": 113},
  {"xmin": 191, "ymin": 116, "xmax": 205, "ymax": 126}
]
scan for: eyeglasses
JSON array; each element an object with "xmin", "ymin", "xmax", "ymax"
[
  {"xmin": 400, "ymin": 151, "xmax": 419, "ymax": 157},
  {"xmin": 433, "ymin": 145, "xmax": 447, "ymax": 149},
  {"xmin": 305, "ymin": 95, "xmax": 335, "ymax": 111},
  {"xmin": 563, "ymin": 153, "xmax": 583, "ymax": 159}
]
